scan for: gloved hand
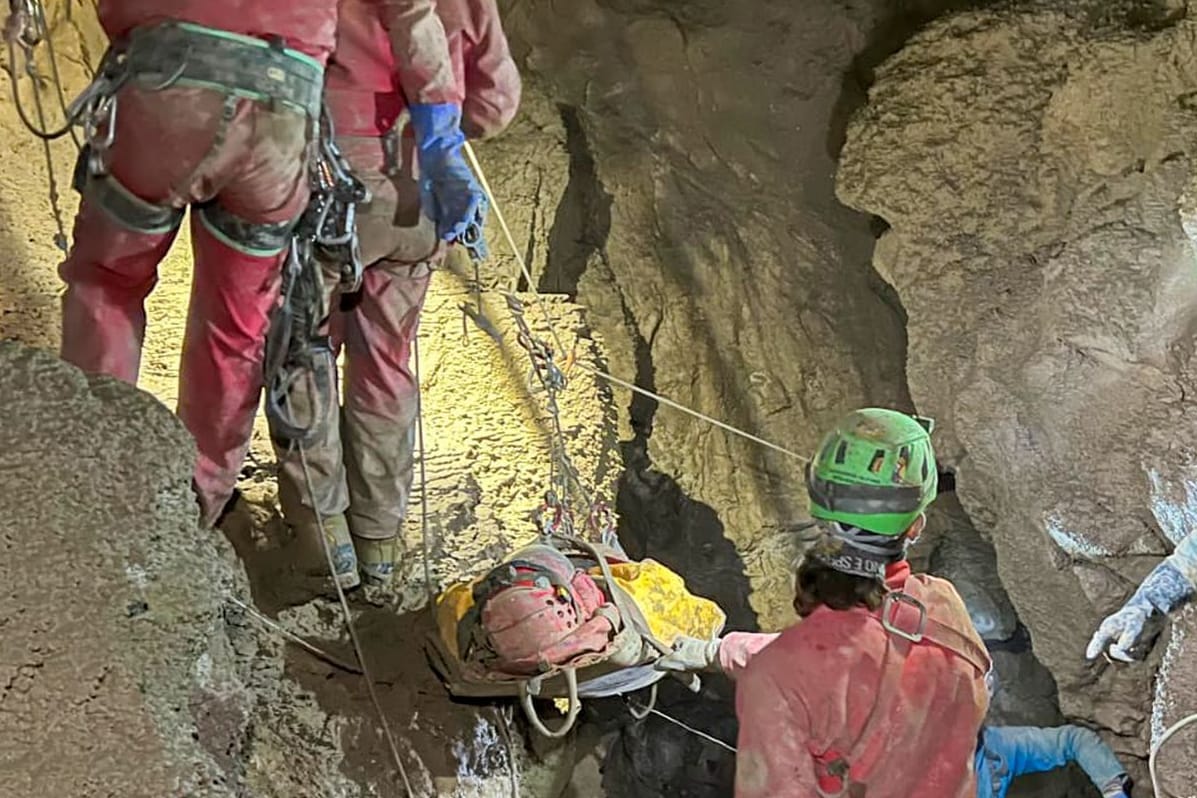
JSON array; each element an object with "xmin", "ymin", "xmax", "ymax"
[
  {"xmin": 654, "ymin": 636, "xmax": 722, "ymax": 673},
  {"xmin": 1086, "ymin": 562, "xmax": 1194, "ymax": 662},
  {"xmin": 1085, "ymin": 600, "xmax": 1150, "ymax": 663},
  {"xmin": 407, "ymin": 103, "xmax": 488, "ymax": 245}
]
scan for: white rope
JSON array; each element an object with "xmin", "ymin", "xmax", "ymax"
[
  {"xmin": 412, "ymin": 332, "xmax": 437, "ymax": 607},
  {"xmin": 462, "ymin": 142, "xmax": 808, "ymax": 465},
  {"xmin": 299, "ymin": 445, "xmax": 418, "ymax": 797},
  {"xmin": 1150, "ymin": 711, "xmax": 1197, "ymax": 797},
  {"xmin": 643, "ymin": 706, "xmax": 737, "ymax": 754},
  {"xmin": 226, "ymin": 595, "xmax": 363, "ymax": 675}
]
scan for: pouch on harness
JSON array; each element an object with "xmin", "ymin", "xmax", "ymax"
[{"xmin": 428, "ymin": 536, "xmax": 725, "ymax": 738}]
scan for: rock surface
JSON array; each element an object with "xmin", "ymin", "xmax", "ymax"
[
  {"xmin": 10, "ymin": 0, "xmax": 1189, "ymax": 795},
  {"xmin": 0, "ymin": 342, "xmax": 261, "ymax": 798},
  {"xmin": 837, "ymin": 0, "xmax": 1197, "ymax": 790}
]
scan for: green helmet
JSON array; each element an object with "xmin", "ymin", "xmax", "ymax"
[{"xmin": 806, "ymin": 408, "xmax": 938, "ymax": 536}]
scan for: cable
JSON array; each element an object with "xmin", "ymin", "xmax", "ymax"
[
  {"xmin": 299, "ymin": 445, "xmax": 416, "ymax": 797},
  {"xmin": 461, "ymin": 142, "xmax": 808, "ymax": 465},
  {"xmin": 412, "ymin": 331, "xmax": 437, "ymax": 608},
  {"xmin": 1150, "ymin": 711, "xmax": 1197, "ymax": 797}
]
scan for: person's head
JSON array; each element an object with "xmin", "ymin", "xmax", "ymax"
[{"xmin": 794, "ymin": 408, "xmax": 938, "ymax": 616}]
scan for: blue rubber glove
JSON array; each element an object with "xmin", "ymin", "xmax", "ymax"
[
  {"xmin": 1086, "ymin": 562, "xmax": 1193, "ymax": 662},
  {"xmin": 407, "ymin": 103, "xmax": 487, "ymax": 245}
]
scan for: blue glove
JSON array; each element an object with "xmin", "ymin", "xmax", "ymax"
[
  {"xmin": 1086, "ymin": 562, "xmax": 1193, "ymax": 662},
  {"xmin": 407, "ymin": 103, "xmax": 487, "ymax": 245}
]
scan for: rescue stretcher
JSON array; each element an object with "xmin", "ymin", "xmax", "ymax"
[{"xmin": 426, "ymin": 534, "xmax": 726, "ymax": 737}]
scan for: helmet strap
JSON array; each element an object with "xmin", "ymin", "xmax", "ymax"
[{"xmin": 810, "ymin": 522, "xmax": 906, "ymax": 581}]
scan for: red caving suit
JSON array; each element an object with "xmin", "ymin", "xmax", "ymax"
[
  {"xmin": 59, "ymin": 0, "xmax": 456, "ymax": 525},
  {"xmin": 272, "ymin": 0, "xmax": 521, "ymax": 544},
  {"xmin": 730, "ymin": 561, "xmax": 991, "ymax": 798}
]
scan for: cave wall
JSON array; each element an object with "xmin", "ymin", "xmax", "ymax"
[
  {"xmin": 837, "ymin": 1, "xmax": 1197, "ymax": 791},
  {"xmin": 488, "ymin": 0, "xmax": 926, "ymax": 636}
]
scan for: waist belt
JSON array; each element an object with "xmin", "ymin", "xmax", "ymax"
[{"xmin": 124, "ymin": 21, "xmax": 324, "ymax": 117}]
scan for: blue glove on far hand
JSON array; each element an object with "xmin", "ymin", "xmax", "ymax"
[{"xmin": 408, "ymin": 102, "xmax": 488, "ymax": 245}]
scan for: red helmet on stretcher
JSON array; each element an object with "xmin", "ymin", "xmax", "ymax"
[{"xmin": 466, "ymin": 545, "xmax": 615, "ymax": 675}]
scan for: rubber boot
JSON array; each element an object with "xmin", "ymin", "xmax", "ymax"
[
  {"xmin": 299, "ymin": 512, "xmax": 361, "ymax": 591},
  {"xmin": 354, "ymin": 534, "xmax": 398, "ymax": 586}
]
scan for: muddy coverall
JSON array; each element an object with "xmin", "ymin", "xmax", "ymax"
[
  {"xmin": 59, "ymin": 0, "xmax": 455, "ymax": 527},
  {"xmin": 732, "ymin": 561, "xmax": 991, "ymax": 798},
  {"xmin": 273, "ymin": 0, "xmax": 520, "ymax": 559}
]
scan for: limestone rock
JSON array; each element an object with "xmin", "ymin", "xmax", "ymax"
[
  {"xmin": 837, "ymin": 0, "xmax": 1197, "ymax": 784},
  {"xmin": 0, "ymin": 343, "xmax": 250, "ymax": 798}
]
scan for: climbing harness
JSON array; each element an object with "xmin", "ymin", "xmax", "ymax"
[{"xmin": 264, "ymin": 108, "xmax": 369, "ymax": 446}]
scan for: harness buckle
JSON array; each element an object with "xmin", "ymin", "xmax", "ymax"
[{"xmin": 880, "ymin": 591, "xmax": 927, "ymax": 642}]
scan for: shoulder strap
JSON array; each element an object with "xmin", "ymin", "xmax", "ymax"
[
  {"xmin": 811, "ymin": 576, "xmax": 991, "ymax": 796},
  {"xmin": 885, "ymin": 575, "xmax": 992, "ymax": 676}
]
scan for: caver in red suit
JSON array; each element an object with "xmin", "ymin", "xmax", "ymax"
[
  {"xmin": 59, "ymin": 0, "xmax": 462, "ymax": 527},
  {"xmin": 271, "ymin": 0, "xmax": 521, "ymax": 588}
]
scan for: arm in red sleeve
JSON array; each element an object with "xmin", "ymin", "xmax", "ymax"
[
  {"xmin": 377, "ymin": 0, "xmax": 462, "ymax": 105},
  {"xmin": 718, "ymin": 632, "xmax": 780, "ymax": 679},
  {"xmin": 460, "ymin": 0, "xmax": 521, "ymax": 138},
  {"xmin": 735, "ymin": 658, "xmax": 817, "ymax": 798}
]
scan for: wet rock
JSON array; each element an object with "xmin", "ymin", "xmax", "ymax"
[{"xmin": 837, "ymin": 0, "xmax": 1197, "ymax": 784}]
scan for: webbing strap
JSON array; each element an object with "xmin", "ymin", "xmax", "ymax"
[
  {"xmin": 887, "ymin": 576, "xmax": 992, "ymax": 675},
  {"xmin": 80, "ymin": 164, "xmax": 183, "ymax": 234},
  {"xmin": 125, "ymin": 22, "xmax": 324, "ymax": 117},
  {"xmin": 196, "ymin": 202, "xmax": 297, "ymax": 257},
  {"xmin": 813, "ymin": 576, "xmax": 991, "ymax": 796}
]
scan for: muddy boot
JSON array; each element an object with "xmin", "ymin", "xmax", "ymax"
[
  {"xmin": 353, "ymin": 534, "xmax": 398, "ymax": 586},
  {"xmin": 295, "ymin": 512, "xmax": 361, "ymax": 591}
]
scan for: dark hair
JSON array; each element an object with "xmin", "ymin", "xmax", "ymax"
[{"xmin": 792, "ymin": 558, "xmax": 887, "ymax": 617}]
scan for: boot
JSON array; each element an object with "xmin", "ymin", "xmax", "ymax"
[
  {"xmin": 295, "ymin": 512, "xmax": 361, "ymax": 591},
  {"xmin": 354, "ymin": 534, "xmax": 398, "ymax": 586}
]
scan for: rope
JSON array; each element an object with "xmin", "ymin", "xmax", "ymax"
[
  {"xmin": 625, "ymin": 703, "xmax": 737, "ymax": 754},
  {"xmin": 225, "ymin": 595, "xmax": 363, "ymax": 675},
  {"xmin": 298, "ymin": 445, "xmax": 417, "ymax": 797},
  {"xmin": 5, "ymin": 1, "xmax": 83, "ymax": 142},
  {"xmin": 462, "ymin": 142, "xmax": 808, "ymax": 465},
  {"xmin": 1151, "ymin": 711, "xmax": 1197, "ymax": 798},
  {"xmin": 412, "ymin": 331, "xmax": 437, "ymax": 608}
]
